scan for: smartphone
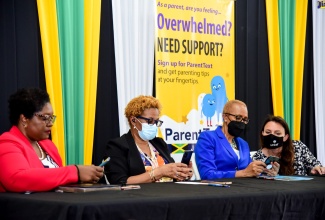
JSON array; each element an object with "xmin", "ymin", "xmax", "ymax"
[
  {"xmin": 264, "ymin": 156, "xmax": 280, "ymax": 165},
  {"xmin": 181, "ymin": 150, "xmax": 193, "ymax": 165}
]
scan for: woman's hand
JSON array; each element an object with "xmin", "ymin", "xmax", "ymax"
[
  {"xmin": 310, "ymin": 166, "xmax": 325, "ymax": 175},
  {"xmin": 236, "ymin": 160, "xmax": 265, "ymax": 177},
  {"xmin": 263, "ymin": 162, "xmax": 280, "ymax": 176},
  {"xmin": 186, "ymin": 161, "xmax": 193, "ymax": 180},
  {"xmin": 76, "ymin": 165, "xmax": 104, "ymax": 183},
  {"xmin": 155, "ymin": 162, "xmax": 193, "ymax": 181}
]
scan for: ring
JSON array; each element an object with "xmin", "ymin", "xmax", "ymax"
[{"xmin": 176, "ymin": 172, "xmax": 179, "ymax": 177}]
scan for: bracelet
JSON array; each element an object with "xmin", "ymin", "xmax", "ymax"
[
  {"xmin": 149, "ymin": 169, "xmax": 157, "ymax": 182},
  {"xmin": 74, "ymin": 165, "xmax": 81, "ymax": 183}
]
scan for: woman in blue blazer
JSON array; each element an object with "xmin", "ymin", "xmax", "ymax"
[{"xmin": 195, "ymin": 100, "xmax": 273, "ymax": 180}]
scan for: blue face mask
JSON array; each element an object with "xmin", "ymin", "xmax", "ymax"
[{"xmin": 135, "ymin": 118, "xmax": 158, "ymax": 141}]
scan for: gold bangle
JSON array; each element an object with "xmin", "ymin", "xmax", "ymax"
[
  {"xmin": 149, "ymin": 169, "xmax": 156, "ymax": 182},
  {"xmin": 152, "ymin": 169, "xmax": 157, "ymax": 181}
]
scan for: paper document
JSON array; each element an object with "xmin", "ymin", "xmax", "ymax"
[{"xmin": 257, "ymin": 175, "xmax": 313, "ymax": 181}]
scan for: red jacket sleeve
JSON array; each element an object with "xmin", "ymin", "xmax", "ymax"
[{"xmin": 0, "ymin": 127, "xmax": 79, "ymax": 192}]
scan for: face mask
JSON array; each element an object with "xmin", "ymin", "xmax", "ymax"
[
  {"xmin": 262, "ymin": 134, "xmax": 283, "ymax": 149},
  {"xmin": 227, "ymin": 121, "xmax": 245, "ymax": 137},
  {"xmin": 135, "ymin": 118, "xmax": 158, "ymax": 141}
]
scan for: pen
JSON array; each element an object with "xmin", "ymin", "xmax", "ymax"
[
  {"xmin": 208, "ymin": 183, "xmax": 230, "ymax": 188},
  {"xmin": 99, "ymin": 157, "xmax": 110, "ymax": 167},
  {"xmin": 201, "ymin": 181, "xmax": 232, "ymax": 185}
]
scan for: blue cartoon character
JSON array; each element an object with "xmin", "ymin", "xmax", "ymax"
[
  {"xmin": 211, "ymin": 76, "xmax": 228, "ymax": 125},
  {"xmin": 201, "ymin": 94, "xmax": 216, "ymax": 127}
]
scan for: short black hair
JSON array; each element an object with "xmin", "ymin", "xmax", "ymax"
[{"xmin": 8, "ymin": 88, "xmax": 50, "ymax": 125}]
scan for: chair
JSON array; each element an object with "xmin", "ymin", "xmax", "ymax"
[
  {"xmin": 250, "ymin": 151, "xmax": 257, "ymax": 159},
  {"xmin": 191, "ymin": 153, "xmax": 201, "ymax": 180}
]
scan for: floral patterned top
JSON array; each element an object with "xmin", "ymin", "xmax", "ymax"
[{"xmin": 252, "ymin": 140, "xmax": 322, "ymax": 176}]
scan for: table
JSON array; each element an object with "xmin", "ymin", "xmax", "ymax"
[{"xmin": 0, "ymin": 177, "xmax": 324, "ymax": 220}]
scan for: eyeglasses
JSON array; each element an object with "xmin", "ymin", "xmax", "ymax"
[
  {"xmin": 225, "ymin": 113, "xmax": 249, "ymax": 124},
  {"xmin": 34, "ymin": 113, "xmax": 56, "ymax": 124},
  {"xmin": 137, "ymin": 116, "xmax": 163, "ymax": 127}
]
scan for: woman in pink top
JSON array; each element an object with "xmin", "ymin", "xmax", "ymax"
[{"xmin": 0, "ymin": 88, "xmax": 104, "ymax": 192}]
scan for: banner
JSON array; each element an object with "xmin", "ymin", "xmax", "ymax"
[
  {"xmin": 313, "ymin": 0, "xmax": 325, "ymax": 164},
  {"xmin": 155, "ymin": 0, "xmax": 235, "ymax": 154}
]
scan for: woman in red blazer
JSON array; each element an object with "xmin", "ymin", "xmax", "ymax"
[{"xmin": 0, "ymin": 88, "xmax": 103, "ymax": 192}]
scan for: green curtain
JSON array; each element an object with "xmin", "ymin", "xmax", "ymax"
[
  {"xmin": 56, "ymin": 0, "xmax": 84, "ymax": 164},
  {"xmin": 278, "ymin": 0, "xmax": 295, "ymax": 134}
]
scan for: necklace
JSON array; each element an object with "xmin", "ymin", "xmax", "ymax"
[
  {"xmin": 230, "ymin": 139, "xmax": 238, "ymax": 150},
  {"xmin": 136, "ymin": 143, "xmax": 159, "ymax": 168},
  {"xmin": 35, "ymin": 142, "xmax": 45, "ymax": 160}
]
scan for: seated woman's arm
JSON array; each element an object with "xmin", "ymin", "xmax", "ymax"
[
  {"xmin": 127, "ymin": 163, "xmax": 190, "ymax": 184},
  {"xmin": 105, "ymin": 139, "xmax": 192, "ymax": 184},
  {"xmin": 195, "ymin": 132, "xmax": 265, "ymax": 180},
  {"xmin": 0, "ymin": 142, "xmax": 78, "ymax": 192},
  {"xmin": 295, "ymin": 140, "xmax": 325, "ymax": 175},
  {"xmin": 194, "ymin": 132, "xmax": 237, "ymax": 179}
]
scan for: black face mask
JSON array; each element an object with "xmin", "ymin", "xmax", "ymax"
[
  {"xmin": 228, "ymin": 121, "xmax": 246, "ymax": 137},
  {"xmin": 262, "ymin": 134, "xmax": 283, "ymax": 149}
]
